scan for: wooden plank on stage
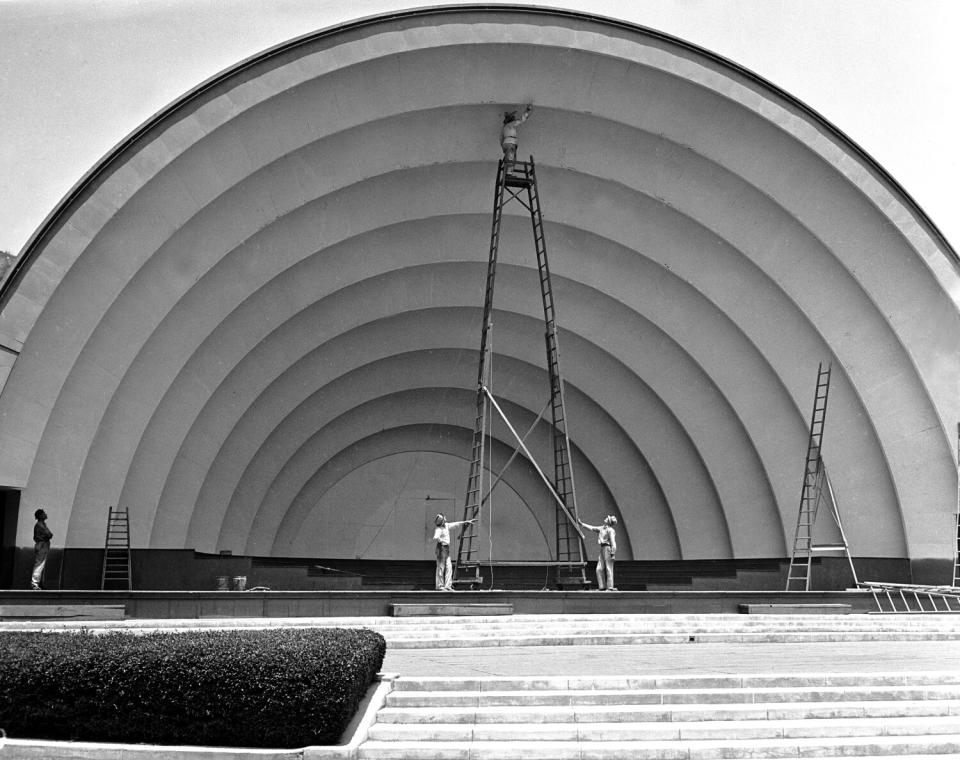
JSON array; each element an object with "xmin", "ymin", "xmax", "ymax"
[
  {"xmin": 0, "ymin": 604, "xmax": 126, "ymax": 620},
  {"xmin": 391, "ymin": 603, "xmax": 513, "ymax": 617},
  {"xmin": 738, "ymin": 603, "xmax": 851, "ymax": 615}
]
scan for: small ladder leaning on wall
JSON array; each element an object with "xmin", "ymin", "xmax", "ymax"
[
  {"xmin": 101, "ymin": 505, "xmax": 132, "ymax": 590},
  {"xmin": 785, "ymin": 363, "xmax": 858, "ymax": 591},
  {"xmin": 454, "ymin": 157, "xmax": 588, "ymax": 589}
]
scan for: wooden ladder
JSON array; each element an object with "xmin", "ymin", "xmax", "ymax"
[
  {"xmin": 954, "ymin": 423, "xmax": 960, "ymax": 587},
  {"xmin": 786, "ymin": 363, "xmax": 857, "ymax": 590},
  {"xmin": 454, "ymin": 157, "xmax": 587, "ymax": 588},
  {"xmin": 101, "ymin": 505, "xmax": 132, "ymax": 590}
]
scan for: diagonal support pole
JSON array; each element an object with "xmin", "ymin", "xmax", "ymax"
[
  {"xmin": 483, "ymin": 386, "xmax": 584, "ymax": 540},
  {"xmin": 822, "ymin": 464, "xmax": 858, "ymax": 586},
  {"xmin": 481, "ymin": 396, "xmax": 552, "ymax": 507}
]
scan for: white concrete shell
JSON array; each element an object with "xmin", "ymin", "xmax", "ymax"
[{"xmin": 0, "ymin": 6, "xmax": 957, "ymax": 571}]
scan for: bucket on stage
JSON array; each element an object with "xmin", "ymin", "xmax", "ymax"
[
  {"xmin": 216, "ymin": 576, "xmax": 230, "ymax": 591},
  {"xmin": 232, "ymin": 576, "xmax": 247, "ymax": 591}
]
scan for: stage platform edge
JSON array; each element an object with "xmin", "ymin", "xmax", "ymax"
[{"xmin": 0, "ymin": 589, "xmax": 879, "ymax": 619}]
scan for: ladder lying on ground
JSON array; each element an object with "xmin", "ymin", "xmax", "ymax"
[
  {"xmin": 454, "ymin": 157, "xmax": 587, "ymax": 589},
  {"xmin": 862, "ymin": 581, "xmax": 960, "ymax": 613},
  {"xmin": 786, "ymin": 363, "xmax": 857, "ymax": 591},
  {"xmin": 858, "ymin": 423, "xmax": 960, "ymax": 612},
  {"xmin": 101, "ymin": 506, "xmax": 132, "ymax": 590}
]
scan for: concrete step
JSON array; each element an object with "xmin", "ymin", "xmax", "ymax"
[
  {"xmin": 375, "ymin": 623, "xmax": 960, "ymax": 637},
  {"xmin": 376, "ymin": 628, "xmax": 960, "ymax": 640},
  {"xmin": 369, "ymin": 613, "xmax": 960, "ymax": 648},
  {"xmin": 357, "ymin": 735, "xmax": 960, "ymax": 759},
  {"xmin": 385, "ymin": 684, "xmax": 960, "ymax": 708},
  {"xmin": 7, "ymin": 612, "xmax": 960, "ymax": 648},
  {"xmin": 366, "ymin": 613, "xmax": 960, "ymax": 630},
  {"xmin": 7, "ymin": 612, "xmax": 960, "ymax": 634},
  {"xmin": 382, "ymin": 631, "xmax": 960, "ymax": 648},
  {"xmin": 390, "ymin": 673, "xmax": 960, "ymax": 690},
  {"xmin": 0, "ymin": 604, "xmax": 125, "ymax": 620},
  {"xmin": 390, "ymin": 603, "xmax": 513, "ymax": 616},
  {"xmin": 376, "ymin": 699, "xmax": 960, "ymax": 724},
  {"xmin": 363, "ymin": 672, "xmax": 960, "ymax": 757},
  {"xmin": 367, "ymin": 714, "xmax": 960, "ymax": 741},
  {"xmin": 370, "ymin": 613, "xmax": 960, "ymax": 646},
  {"xmin": 390, "ymin": 615, "xmax": 960, "ymax": 628},
  {"xmin": 372, "ymin": 612, "xmax": 960, "ymax": 624}
]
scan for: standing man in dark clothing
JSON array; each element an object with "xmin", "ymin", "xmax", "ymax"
[{"xmin": 31, "ymin": 509, "xmax": 52, "ymax": 590}]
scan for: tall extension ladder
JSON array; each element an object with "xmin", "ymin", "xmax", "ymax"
[
  {"xmin": 786, "ymin": 363, "xmax": 857, "ymax": 591},
  {"xmin": 953, "ymin": 423, "xmax": 960, "ymax": 587},
  {"xmin": 454, "ymin": 157, "xmax": 588, "ymax": 588},
  {"xmin": 101, "ymin": 505, "xmax": 132, "ymax": 590}
]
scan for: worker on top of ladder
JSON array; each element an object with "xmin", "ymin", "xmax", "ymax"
[{"xmin": 500, "ymin": 104, "xmax": 532, "ymax": 162}]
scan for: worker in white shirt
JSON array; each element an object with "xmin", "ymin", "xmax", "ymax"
[
  {"xmin": 432, "ymin": 513, "xmax": 476, "ymax": 591},
  {"xmin": 579, "ymin": 514, "xmax": 618, "ymax": 591},
  {"xmin": 500, "ymin": 104, "xmax": 532, "ymax": 163}
]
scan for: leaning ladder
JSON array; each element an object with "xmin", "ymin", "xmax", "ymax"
[
  {"xmin": 953, "ymin": 423, "xmax": 960, "ymax": 587},
  {"xmin": 101, "ymin": 505, "xmax": 132, "ymax": 590},
  {"xmin": 454, "ymin": 158, "xmax": 588, "ymax": 588},
  {"xmin": 786, "ymin": 363, "xmax": 857, "ymax": 591}
]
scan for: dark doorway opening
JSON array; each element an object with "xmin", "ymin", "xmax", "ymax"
[{"xmin": 0, "ymin": 488, "xmax": 21, "ymax": 588}]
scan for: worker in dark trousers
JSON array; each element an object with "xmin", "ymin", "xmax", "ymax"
[
  {"xmin": 31, "ymin": 508, "xmax": 53, "ymax": 590},
  {"xmin": 500, "ymin": 104, "xmax": 532, "ymax": 162},
  {"xmin": 432, "ymin": 514, "xmax": 476, "ymax": 591},
  {"xmin": 579, "ymin": 515, "xmax": 618, "ymax": 590}
]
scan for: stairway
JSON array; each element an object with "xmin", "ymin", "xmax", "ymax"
[
  {"xmin": 360, "ymin": 613, "xmax": 960, "ymax": 649},
  {"xmin": 9, "ymin": 612, "xmax": 960, "ymax": 646},
  {"xmin": 361, "ymin": 672, "xmax": 960, "ymax": 759}
]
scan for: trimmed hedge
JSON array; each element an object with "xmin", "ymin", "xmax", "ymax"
[{"xmin": 0, "ymin": 627, "xmax": 385, "ymax": 748}]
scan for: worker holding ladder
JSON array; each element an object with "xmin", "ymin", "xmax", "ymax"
[
  {"xmin": 433, "ymin": 514, "xmax": 475, "ymax": 591},
  {"xmin": 580, "ymin": 515, "xmax": 619, "ymax": 591}
]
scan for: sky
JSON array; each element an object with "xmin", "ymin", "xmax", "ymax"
[{"xmin": 1, "ymin": 0, "xmax": 957, "ymax": 257}]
